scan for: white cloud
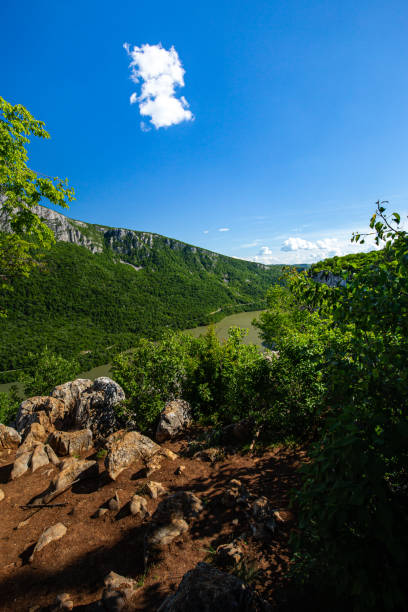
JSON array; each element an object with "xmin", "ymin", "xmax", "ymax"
[
  {"xmin": 124, "ymin": 42, "xmax": 193, "ymax": 129},
  {"xmin": 241, "ymin": 239, "xmax": 262, "ymax": 248},
  {"xmin": 218, "ymin": 227, "xmax": 230, "ymax": 232},
  {"xmin": 203, "ymin": 230, "xmax": 209, "ymax": 234},
  {"xmin": 281, "ymin": 237, "xmax": 318, "ymax": 251},
  {"xmin": 250, "ymin": 246, "xmax": 282, "ymax": 265}
]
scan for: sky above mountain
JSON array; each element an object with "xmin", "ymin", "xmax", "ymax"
[{"xmin": 2, "ymin": 0, "xmax": 408, "ymax": 263}]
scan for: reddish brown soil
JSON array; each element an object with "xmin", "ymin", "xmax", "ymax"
[{"xmin": 0, "ymin": 438, "xmax": 305, "ymax": 611}]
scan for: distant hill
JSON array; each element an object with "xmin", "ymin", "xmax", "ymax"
[{"xmin": 0, "ymin": 206, "xmax": 284, "ymax": 376}]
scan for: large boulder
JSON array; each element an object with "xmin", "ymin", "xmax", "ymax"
[
  {"xmin": 144, "ymin": 491, "xmax": 203, "ymax": 565},
  {"xmin": 49, "ymin": 429, "xmax": 93, "ymax": 456},
  {"xmin": 155, "ymin": 399, "xmax": 192, "ymax": 442},
  {"xmin": 157, "ymin": 562, "xmax": 273, "ymax": 611},
  {"xmin": 105, "ymin": 430, "xmax": 161, "ymax": 480},
  {"xmin": 15, "ymin": 396, "xmax": 69, "ymax": 437},
  {"xmin": 51, "ymin": 379, "xmax": 93, "ymax": 411},
  {"xmin": 11, "ymin": 424, "xmax": 60, "ymax": 479},
  {"xmin": 0, "ymin": 423, "xmax": 21, "ymax": 449}
]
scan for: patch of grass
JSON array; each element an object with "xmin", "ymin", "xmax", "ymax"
[
  {"xmin": 96, "ymin": 448, "xmax": 107, "ymax": 459},
  {"xmin": 232, "ymin": 559, "xmax": 259, "ymax": 585}
]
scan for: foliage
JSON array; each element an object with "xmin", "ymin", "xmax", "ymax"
[
  {"xmin": 112, "ymin": 325, "xmax": 325, "ymax": 439},
  {"xmin": 0, "ymin": 386, "xmax": 20, "ymax": 424},
  {"xmin": 0, "ymin": 97, "xmax": 74, "ymax": 310},
  {"xmin": 290, "ymin": 202, "xmax": 408, "ymax": 610},
  {"xmin": 20, "ymin": 347, "xmax": 80, "ymax": 397},
  {"xmin": 0, "ymin": 236, "xmax": 283, "ymax": 375}
]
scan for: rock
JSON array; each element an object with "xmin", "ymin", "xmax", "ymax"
[
  {"xmin": 157, "ymin": 562, "xmax": 273, "ymax": 611},
  {"xmin": 216, "ymin": 541, "xmax": 243, "ymax": 567},
  {"xmin": 273, "ymin": 508, "xmax": 294, "ymax": 525},
  {"xmin": 16, "ymin": 423, "xmax": 47, "ymax": 456},
  {"xmin": 145, "ymin": 453, "xmax": 162, "ymax": 477},
  {"xmin": 156, "ymin": 399, "xmax": 192, "ymax": 442},
  {"xmin": 51, "ymin": 379, "xmax": 93, "ymax": 412},
  {"xmin": 129, "ymin": 494, "xmax": 149, "ymax": 519},
  {"xmin": 31, "ymin": 444, "xmax": 50, "ymax": 472},
  {"xmin": 15, "ymin": 396, "xmax": 69, "ymax": 437},
  {"xmin": 145, "ymin": 480, "xmax": 166, "ymax": 499},
  {"xmin": 17, "ymin": 518, "xmax": 31, "ymax": 529},
  {"xmin": 0, "ymin": 423, "xmax": 21, "ymax": 449},
  {"xmin": 220, "ymin": 479, "xmax": 248, "ymax": 508},
  {"xmin": 0, "ymin": 488, "xmax": 4, "ymax": 501},
  {"xmin": 219, "ymin": 418, "xmax": 254, "ymax": 444},
  {"xmin": 102, "ymin": 571, "xmax": 140, "ymax": 611},
  {"xmin": 41, "ymin": 457, "xmax": 98, "ymax": 503},
  {"xmin": 44, "ymin": 444, "xmax": 61, "ymax": 466},
  {"xmin": 175, "ymin": 465, "xmax": 185, "ymax": 476},
  {"xmin": 250, "ymin": 497, "xmax": 276, "ymax": 539},
  {"xmin": 49, "ymin": 429, "xmax": 93, "ymax": 456},
  {"xmin": 11, "ymin": 450, "xmax": 32, "ymax": 480},
  {"xmin": 108, "ymin": 492, "xmax": 120, "ymax": 512},
  {"xmin": 145, "ymin": 491, "xmax": 203, "ymax": 565},
  {"xmin": 74, "ymin": 377, "xmax": 125, "ymax": 441},
  {"xmin": 97, "ymin": 508, "xmax": 109, "ymax": 518},
  {"xmin": 29, "ymin": 523, "xmax": 67, "ymax": 562},
  {"xmin": 105, "ymin": 430, "xmax": 161, "ymax": 480},
  {"xmin": 193, "ymin": 447, "xmax": 221, "ymax": 463},
  {"xmin": 54, "ymin": 593, "xmax": 74, "ymax": 611},
  {"xmin": 161, "ymin": 448, "xmax": 178, "ymax": 461}
]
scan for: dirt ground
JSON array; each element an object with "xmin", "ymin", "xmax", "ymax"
[{"xmin": 0, "ymin": 437, "xmax": 305, "ymax": 611}]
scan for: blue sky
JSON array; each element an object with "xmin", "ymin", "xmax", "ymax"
[{"xmin": 2, "ymin": 0, "xmax": 408, "ymax": 263}]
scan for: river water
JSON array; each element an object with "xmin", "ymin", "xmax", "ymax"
[{"xmin": 0, "ymin": 310, "xmax": 264, "ymax": 393}]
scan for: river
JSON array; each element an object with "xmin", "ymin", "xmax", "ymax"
[{"xmin": 0, "ymin": 310, "xmax": 264, "ymax": 394}]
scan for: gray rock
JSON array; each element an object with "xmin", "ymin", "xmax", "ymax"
[
  {"xmin": 0, "ymin": 423, "xmax": 21, "ymax": 449},
  {"xmin": 157, "ymin": 562, "xmax": 273, "ymax": 611},
  {"xmin": 40, "ymin": 457, "xmax": 98, "ymax": 503},
  {"xmin": 102, "ymin": 571, "xmax": 140, "ymax": 611},
  {"xmin": 105, "ymin": 430, "xmax": 161, "ymax": 480},
  {"xmin": 15, "ymin": 396, "xmax": 69, "ymax": 437},
  {"xmin": 29, "ymin": 523, "xmax": 67, "ymax": 562},
  {"xmin": 108, "ymin": 492, "xmax": 121, "ymax": 512},
  {"xmin": 129, "ymin": 494, "xmax": 149, "ymax": 519},
  {"xmin": 156, "ymin": 400, "xmax": 192, "ymax": 442},
  {"xmin": 144, "ymin": 491, "xmax": 203, "ymax": 565},
  {"xmin": 74, "ymin": 377, "xmax": 125, "ymax": 441},
  {"xmin": 49, "ymin": 429, "xmax": 93, "ymax": 456}
]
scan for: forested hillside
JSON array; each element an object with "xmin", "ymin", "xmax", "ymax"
[{"xmin": 0, "ymin": 207, "xmax": 283, "ymax": 375}]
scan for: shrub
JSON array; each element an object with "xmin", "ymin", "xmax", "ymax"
[
  {"xmin": 21, "ymin": 347, "xmax": 80, "ymax": 397},
  {"xmin": 0, "ymin": 386, "xmax": 20, "ymax": 424}
]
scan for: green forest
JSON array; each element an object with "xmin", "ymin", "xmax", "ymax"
[{"xmin": 0, "ymin": 233, "xmax": 283, "ymax": 377}]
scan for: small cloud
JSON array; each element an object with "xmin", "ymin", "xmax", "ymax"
[
  {"xmin": 281, "ymin": 237, "xmax": 317, "ymax": 251},
  {"xmin": 241, "ymin": 239, "xmax": 262, "ymax": 248},
  {"xmin": 123, "ymin": 42, "xmax": 193, "ymax": 129},
  {"xmin": 218, "ymin": 227, "xmax": 230, "ymax": 232},
  {"xmin": 203, "ymin": 230, "xmax": 209, "ymax": 234},
  {"xmin": 249, "ymin": 246, "xmax": 282, "ymax": 265}
]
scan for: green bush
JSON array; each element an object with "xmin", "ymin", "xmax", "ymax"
[
  {"xmin": 290, "ymin": 203, "xmax": 408, "ymax": 610},
  {"xmin": 21, "ymin": 347, "xmax": 80, "ymax": 397},
  {"xmin": 0, "ymin": 386, "xmax": 20, "ymax": 424}
]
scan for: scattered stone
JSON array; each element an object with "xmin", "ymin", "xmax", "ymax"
[
  {"xmin": 193, "ymin": 447, "xmax": 221, "ymax": 463},
  {"xmin": 0, "ymin": 488, "xmax": 4, "ymax": 502},
  {"xmin": 156, "ymin": 399, "xmax": 192, "ymax": 442},
  {"xmin": 49, "ymin": 429, "xmax": 93, "ymax": 456},
  {"xmin": 145, "ymin": 491, "xmax": 203, "ymax": 565},
  {"xmin": 108, "ymin": 491, "xmax": 120, "ymax": 512},
  {"xmin": 31, "ymin": 444, "xmax": 50, "ymax": 472},
  {"xmin": 29, "ymin": 523, "xmax": 67, "ymax": 562},
  {"xmin": 219, "ymin": 418, "xmax": 254, "ymax": 445},
  {"xmin": 145, "ymin": 454, "xmax": 162, "ymax": 477},
  {"xmin": 232, "ymin": 518, "xmax": 239, "ymax": 526},
  {"xmin": 97, "ymin": 508, "xmax": 109, "ymax": 518},
  {"xmin": 105, "ymin": 430, "xmax": 161, "ymax": 480},
  {"xmin": 129, "ymin": 494, "xmax": 149, "ymax": 519},
  {"xmin": 40, "ymin": 457, "xmax": 98, "ymax": 503},
  {"xmin": 157, "ymin": 562, "xmax": 273, "ymax": 611},
  {"xmin": 216, "ymin": 541, "xmax": 243, "ymax": 567},
  {"xmin": 102, "ymin": 571, "xmax": 140, "ymax": 611},
  {"xmin": 221, "ymin": 479, "xmax": 248, "ymax": 508},
  {"xmin": 160, "ymin": 448, "xmax": 178, "ymax": 461},
  {"xmin": 145, "ymin": 480, "xmax": 166, "ymax": 499},
  {"xmin": 175, "ymin": 465, "xmax": 185, "ymax": 476},
  {"xmin": 273, "ymin": 508, "xmax": 295, "ymax": 524},
  {"xmin": 0, "ymin": 423, "xmax": 21, "ymax": 449},
  {"xmin": 17, "ymin": 518, "xmax": 31, "ymax": 529},
  {"xmin": 250, "ymin": 497, "xmax": 276, "ymax": 539},
  {"xmin": 11, "ymin": 450, "xmax": 32, "ymax": 480},
  {"xmin": 54, "ymin": 592, "xmax": 74, "ymax": 611}
]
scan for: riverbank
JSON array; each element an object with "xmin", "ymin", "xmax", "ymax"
[{"xmin": 0, "ymin": 310, "xmax": 264, "ymax": 395}]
